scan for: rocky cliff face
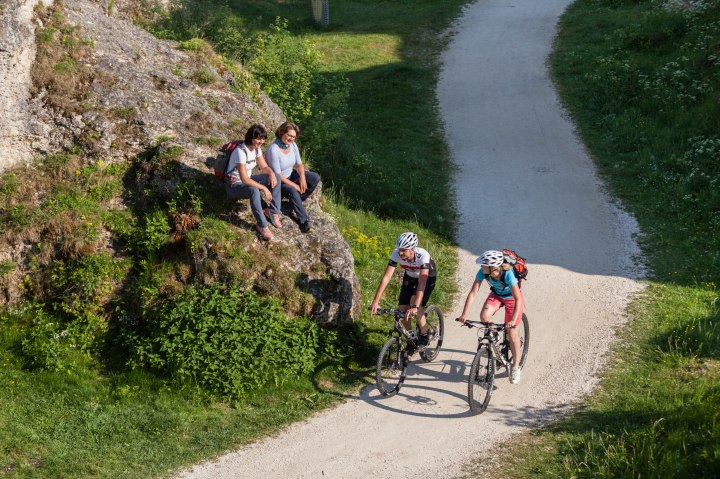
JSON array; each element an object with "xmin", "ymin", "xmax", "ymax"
[
  {"xmin": 0, "ymin": 0, "xmax": 55, "ymax": 169},
  {"xmin": 0, "ymin": 0, "xmax": 360, "ymax": 323}
]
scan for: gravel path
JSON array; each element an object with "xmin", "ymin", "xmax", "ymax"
[{"xmin": 176, "ymin": 1, "xmax": 645, "ymax": 477}]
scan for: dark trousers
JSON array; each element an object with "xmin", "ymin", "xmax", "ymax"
[{"xmin": 281, "ymin": 170, "xmax": 320, "ymax": 224}]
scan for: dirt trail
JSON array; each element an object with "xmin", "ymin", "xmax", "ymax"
[{"xmin": 176, "ymin": 1, "xmax": 644, "ymax": 477}]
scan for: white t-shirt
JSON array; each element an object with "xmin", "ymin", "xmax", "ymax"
[
  {"xmin": 226, "ymin": 145, "xmax": 262, "ymax": 185},
  {"xmin": 388, "ymin": 247, "xmax": 437, "ymax": 278}
]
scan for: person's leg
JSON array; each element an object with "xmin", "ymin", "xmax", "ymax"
[
  {"xmin": 280, "ymin": 182, "xmax": 310, "ymax": 224},
  {"xmin": 397, "ymin": 275, "xmax": 417, "ymax": 331},
  {"xmin": 251, "ymin": 173, "xmax": 282, "ymax": 215},
  {"xmin": 480, "ymin": 293, "xmax": 503, "ymax": 322},
  {"xmin": 287, "ymin": 171, "xmax": 315, "ymax": 231},
  {"xmin": 226, "ymin": 183, "xmax": 267, "ymax": 227},
  {"xmin": 502, "ymin": 294, "xmax": 525, "ymax": 370},
  {"xmin": 299, "ymin": 170, "xmax": 320, "ymax": 201},
  {"xmin": 252, "ymin": 173, "xmax": 282, "ymax": 228},
  {"xmin": 410, "ymin": 276, "xmax": 436, "ymax": 336}
]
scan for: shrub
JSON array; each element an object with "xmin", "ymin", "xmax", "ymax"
[
  {"xmin": 49, "ymin": 253, "xmax": 128, "ymax": 320},
  {"xmin": 131, "ymin": 285, "xmax": 320, "ymax": 397},
  {"xmin": 135, "ymin": 208, "xmax": 170, "ymax": 255},
  {"xmin": 19, "ymin": 306, "xmax": 89, "ymax": 372},
  {"xmin": 246, "ymin": 18, "xmax": 318, "ymax": 123}
]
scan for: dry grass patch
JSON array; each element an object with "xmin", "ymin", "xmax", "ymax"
[{"xmin": 31, "ymin": 1, "xmax": 98, "ymax": 114}]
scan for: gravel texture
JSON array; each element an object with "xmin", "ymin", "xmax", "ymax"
[{"xmin": 176, "ymin": 1, "xmax": 646, "ymax": 477}]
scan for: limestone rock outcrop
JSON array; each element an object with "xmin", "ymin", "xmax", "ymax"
[{"xmin": 0, "ymin": 0, "xmax": 360, "ymax": 323}]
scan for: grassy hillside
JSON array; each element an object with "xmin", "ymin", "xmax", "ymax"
[
  {"xmin": 462, "ymin": 1, "xmax": 720, "ymax": 477},
  {"xmin": 0, "ymin": 1, "xmax": 467, "ymax": 476}
]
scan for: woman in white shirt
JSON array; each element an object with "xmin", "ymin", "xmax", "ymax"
[
  {"xmin": 224, "ymin": 124, "xmax": 282, "ymax": 241},
  {"xmin": 265, "ymin": 122, "xmax": 321, "ymax": 233}
]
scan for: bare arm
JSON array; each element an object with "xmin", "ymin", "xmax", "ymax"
[
  {"xmin": 294, "ymin": 162, "xmax": 307, "ymax": 194},
  {"xmin": 509, "ymin": 283, "xmax": 524, "ymax": 327},
  {"xmin": 370, "ymin": 264, "xmax": 396, "ymax": 315},
  {"xmin": 256, "ymin": 153, "xmax": 276, "ymax": 188},
  {"xmin": 457, "ymin": 279, "xmax": 483, "ymax": 323}
]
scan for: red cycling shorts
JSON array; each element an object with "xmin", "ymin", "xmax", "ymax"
[{"xmin": 483, "ymin": 290, "xmax": 524, "ymax": 326}]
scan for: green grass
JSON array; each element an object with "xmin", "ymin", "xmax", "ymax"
[
  {"xmin": 459, "ymin": 1, "xmax": 720, "ymax": 477},
  {"xmin": 150, "ymin": 0, "xmax": 467, "ymax": 236},
  {"xmin": 0, "ymin": 1, "xmax": 467, "ymax": 477}
]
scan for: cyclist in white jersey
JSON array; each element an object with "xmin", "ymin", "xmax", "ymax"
[{"xmin": 370, "ymin": 232, "xmax": 437, "ymax": 345}]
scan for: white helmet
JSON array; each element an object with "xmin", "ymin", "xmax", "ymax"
[
  {"xmin": 478, "ymin": 250, "xmax": 504, "ymax": 267},
  {"xmin": 396, "ymin": 232, "xmax": 418, "ymax": 249}
]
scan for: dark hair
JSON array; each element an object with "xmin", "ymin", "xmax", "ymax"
[
  {"xmin": 275, "ymin": 121, "xmax": 301, "ymax": 139},
  {"xmin": 244, "ymin": 124, "xmax": 268, "ymax": 144}
]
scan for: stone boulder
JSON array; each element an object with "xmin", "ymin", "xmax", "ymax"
[{"xmin": 0, "ymin": 0, "xmax": 361, "ymax": 324}]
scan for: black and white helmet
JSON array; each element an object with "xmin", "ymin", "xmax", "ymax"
[
  {"xmin": 478, "ymin": 250, "xmax": 504, "ymax": 267},
  {"xmin": 396, "ymin": 232, "xmax": 419, "ymax": 249}
]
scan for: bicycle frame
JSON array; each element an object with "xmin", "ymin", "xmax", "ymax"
[
  {"xmin": 466, "ymin": 321, "xmax": 511, "ymax": 368},
  {"xmin": 377, "ymin": 308, "xmax": 422, "ymax": 351}
]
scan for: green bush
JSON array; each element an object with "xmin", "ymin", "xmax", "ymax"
[
  {"xmin": 19, "ymin": 306, "xmax": 89, "ymax": 372},
  {"xmin": 131, "ymin": 285, "xmax": 320, "ymax": 397},
  {"xmin": 153, "ymin": 5, "xmax": 350, "ymax": 131},
  {"xmin": 246, "ymin": 18, "xmax": 318, "ymax": 123},
  {"xmin": 49, "ymin": 253, "xmax": 128, "ymax": 319},
  {"xmin": 135, "ymin": 207, "xmax": 170, "ymax": 255}
]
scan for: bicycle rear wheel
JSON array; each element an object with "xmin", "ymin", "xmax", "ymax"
[
  {"xmin": 420, "ymin": 304, "xmax": 444, "ymax": 362},
  {"xmin": 376, "ymin": 337, "xmax": 406, "ymax": 397},
  {"xmin": 506, "ymin": 313, "xmax": 530, "ymax": 369},
  {"xmin": 468, "ymin": 344, "xmax": 495, "ymax": 414}
]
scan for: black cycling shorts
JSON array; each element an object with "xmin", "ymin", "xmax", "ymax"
[{"xmin": 398, "ymin": 273, "xmax": 436, "ymax": 307}]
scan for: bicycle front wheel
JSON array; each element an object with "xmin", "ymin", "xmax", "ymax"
[
  {"xmin": 507, "ymin": 313, "xmax": 530, "ymax": 369},
  {"xmin": 420, "ymin": 304, "xmax": 445, "ymax": 362},
  {"xmin": 468, "ymin": 344, "xmax": 495, "ymax": 414},
  {"xmin": 376, "ymin": 337, "xmax": 406, "ymax": 397}
]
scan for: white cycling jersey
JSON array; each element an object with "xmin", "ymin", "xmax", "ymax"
[{"xmin": 388, "ymin": 247, "xmax": 437, "ymax": 278}]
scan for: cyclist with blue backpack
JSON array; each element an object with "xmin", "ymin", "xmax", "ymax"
[{"xmin": 457, "ymin": 250, "xmax": 526, "ymax": 384}]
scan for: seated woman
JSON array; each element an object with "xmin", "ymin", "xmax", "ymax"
[
  {"xmin": 224, "ymin": 124, "xmax": 282, "ymax": 241},
  {"xmin": 265, "ymin": 121, "xmax": 320, "ymax": 233}
]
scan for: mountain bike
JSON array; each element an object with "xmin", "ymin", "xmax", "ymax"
[
  {"xmin": 459, "ymin": 313, "xmax": 529, "ymax": 414},
  {"xmin": 375, "ymin": 305, "xmax": 445, "ymax": 397}
]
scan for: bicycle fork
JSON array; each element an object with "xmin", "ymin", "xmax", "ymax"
[{"xmin": 479, "ymin": 339, "xmax": 509, "ymax": 369}]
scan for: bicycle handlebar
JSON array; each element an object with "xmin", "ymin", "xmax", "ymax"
[
  {"xmin": 375, "ymin": 307, "xmax": 420, "ymax": 318},
  {"xmin": 455, "ymin": 318, "xmax": 505, "ymax": 330}
]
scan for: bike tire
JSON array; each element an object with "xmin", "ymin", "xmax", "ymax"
[
  {"xmin": 506, "ymin": 313, "xmax": 530, "ymax": 369},
  {"xmin": 468, "ymin": 344, "xmax": 495, "ymax": 414},
  {"xmin": 420, "ymin": 304, "xmax": 445, "ymax": 362},
  {"xmin": 376, "ymin": 337, "xmax": 406, "ymax": 397}
]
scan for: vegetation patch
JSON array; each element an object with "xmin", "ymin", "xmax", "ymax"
[
  {"xmin": 1, "ymin": 0, "xmax": 466, "ymax": 476},
  {"xmin": 461, "ymin": 1, "xmax": 720, "ymax": 477},
  {"xmin": 128, "ymin": 286, "xmax": 321, "ymax": 397},
  {"xmin": 31, "ymin": 1, "xmax": 98, "ymax": 114}
]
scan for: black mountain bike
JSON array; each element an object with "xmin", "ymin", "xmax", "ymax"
[
  {"xmin": 375, "ymin": 305, "xmax": 445, "ymax": 397},
  {"xmin": 459, "ymin": 313, "xmax": 529, "ymax": 414}
]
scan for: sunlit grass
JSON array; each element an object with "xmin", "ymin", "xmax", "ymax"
[
  {"xmin": 308, "ymin": 33, "xmax": 402, "ymax": 72},
  {"xmin": 1, "ymin": 1, "xmax": 468, "ymax": 477}
]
